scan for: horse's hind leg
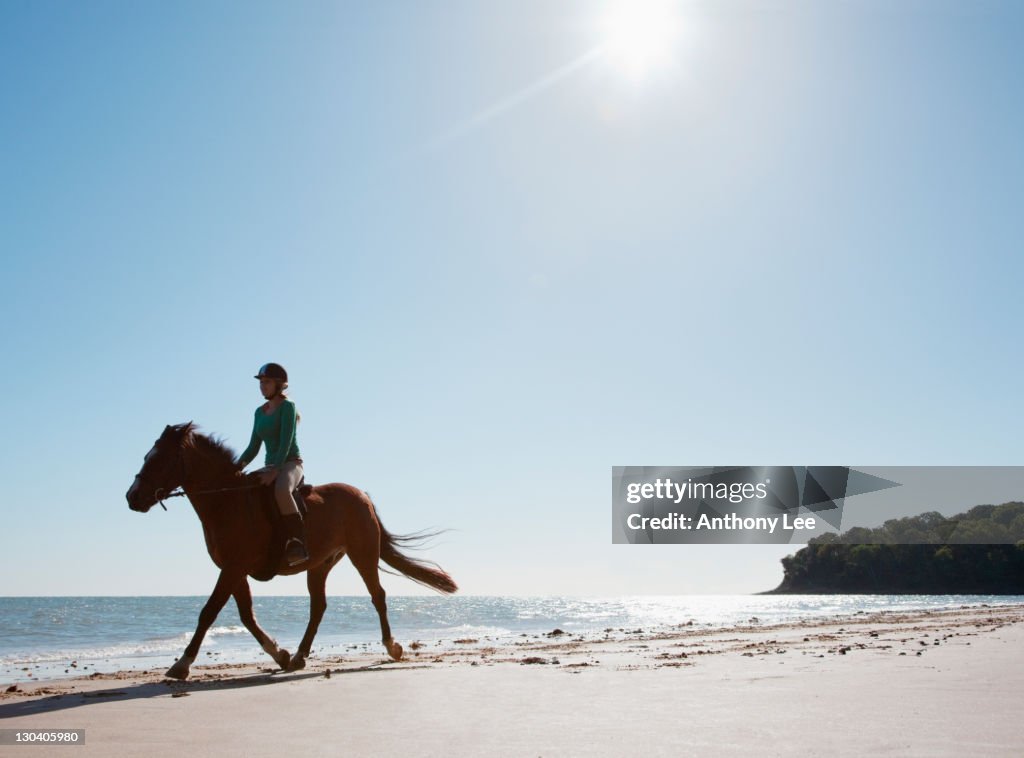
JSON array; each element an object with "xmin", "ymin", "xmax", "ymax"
[
  {"xmin": 234, "ymin": 577, "xmax": 291, "ymax": 671},
  {"xmin": 351, "ymin": 552, "xmax": 403, "ymax": 661},
  {"xmin": 288, "ymin": 559, "xmax": 337, "ymax": 671},
  {"xmin": 166, "ymin": 568, "xmax": 242, "ymax": 680}
]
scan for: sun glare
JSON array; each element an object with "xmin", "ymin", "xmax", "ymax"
[{"xmin": 598, "ymin": 0, "xmax": 683, "ymax": 80}]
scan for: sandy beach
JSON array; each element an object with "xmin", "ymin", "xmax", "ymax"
[{"xmin": 2, "ymin": 604, "xmax": 1021, "ymax": 757}]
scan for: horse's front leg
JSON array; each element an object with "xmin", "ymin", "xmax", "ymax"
[
  {"xmin": 166, "ymin": 568, "xmax": 243, "ymax": 680},
  {"xmin": 233, "ymin": 576, "xmax": 291, "ymax": 671}
]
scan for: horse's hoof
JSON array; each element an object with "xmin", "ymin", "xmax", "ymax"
[
  {"xmin": 386, "ymin": 640, "xmax": 404, "ymax": 661},
  {"xmin": 274, "ymin": 649, "xmax": 291, "ymax": 670},
  {"xmin": 165, "ymin": 656, "xmax": 193, "ymax": 680},
  {"xmin": 287, "ymin": 653, "xmax": 306, "ymax": 672}
]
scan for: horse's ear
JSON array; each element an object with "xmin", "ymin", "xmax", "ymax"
[{"xmin": 163, "ymin": 423, "xmax": 190, "ymax": 439}]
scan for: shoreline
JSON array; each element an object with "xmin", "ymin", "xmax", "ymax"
[
  {"xmin": 2, "ymin": 604, "xmax": 1023, "ymax": 756},
  {"xmin": 2, "ymin": 600, "xmax": 1021, "ymax": 690},
  {"xmin": 6, "ymin": 595, "xmax": 1022, "ymax": 688}
]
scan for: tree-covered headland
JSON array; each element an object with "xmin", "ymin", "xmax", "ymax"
[{"xmin": 768, "ymin": 502, "xmax": 1024, "ymax": 594}]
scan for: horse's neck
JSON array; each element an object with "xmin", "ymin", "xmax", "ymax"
[{"xmin": 181, "ymin": 445, "xmax": 238, "ymax": 522}]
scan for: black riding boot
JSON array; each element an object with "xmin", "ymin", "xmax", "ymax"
[{"xmin": 282, "ymin": 513, "xmax": 309, "ymax": 566}]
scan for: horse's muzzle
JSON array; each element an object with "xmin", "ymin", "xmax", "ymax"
[{"xmin": 126, "ymin": 477, "xmax": 154, "ymax": 512}]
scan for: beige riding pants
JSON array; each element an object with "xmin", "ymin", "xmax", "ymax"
[{"xmin": 257, "ymin": 459, "xmax": 304, "ymax": 516}]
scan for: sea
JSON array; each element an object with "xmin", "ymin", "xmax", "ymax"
[{"xmin": 3, "ymin": 595, "xmax": 1023, "ymax": 686}]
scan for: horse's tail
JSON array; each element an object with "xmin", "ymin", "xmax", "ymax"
[{"xmin": 377, "ymin": 519, "xmax": 459, "ymax": 595}]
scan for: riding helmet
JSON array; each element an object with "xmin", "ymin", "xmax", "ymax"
[{"xmin": 255, "ymin": 363, "xmax": 288, "ymax": 382}]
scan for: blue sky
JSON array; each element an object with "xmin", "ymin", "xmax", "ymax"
[{"xmin": 2, "ymin": 0, "xmax": 1022, "ymax": 596}]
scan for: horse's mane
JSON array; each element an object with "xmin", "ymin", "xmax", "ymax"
[{"xmin": 176, "ymin": 422, "xmax": 239, "ymax": 472}]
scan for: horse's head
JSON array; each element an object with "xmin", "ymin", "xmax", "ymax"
[{"xmin": 126, "ymin": 422, "xmax": 194, "ymax": 512}]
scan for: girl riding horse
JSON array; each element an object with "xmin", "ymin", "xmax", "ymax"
[{"xmin": 236, "ymin": 362, "xmax": 308, "ymax": 566}]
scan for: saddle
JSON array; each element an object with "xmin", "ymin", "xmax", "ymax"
[{"xmin": 248, "ymin": 477, "xmax": 313, "ymax": 582}]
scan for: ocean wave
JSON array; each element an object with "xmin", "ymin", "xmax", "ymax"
[
  {"xmin": 207, "ymin": 625, "xmax": 247, "ymax": 637},
  {"xmin": 0, "ymin": 625, "xmax": 250, "ymax": 666}
]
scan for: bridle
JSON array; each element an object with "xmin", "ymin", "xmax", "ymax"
[{"xmin": 135, "ymin": 438, "xmax": 260, "ymax": 511}]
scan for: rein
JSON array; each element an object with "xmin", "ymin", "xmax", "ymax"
[{"xmin": 156, "ymin": 482, "xmax": 263, "ymax": 510}]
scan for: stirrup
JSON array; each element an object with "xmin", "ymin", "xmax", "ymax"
[{"xmin": 284, "ymin": 538, "xmax": 309, "ymax": 566}]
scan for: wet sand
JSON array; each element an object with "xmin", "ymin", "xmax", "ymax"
[{"xmin": 2, "ymin": 604, "xmax": 1022, "ymax": 756}]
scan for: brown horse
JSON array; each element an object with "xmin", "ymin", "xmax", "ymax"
[{"xmin": 126, "ymin": 422, "xmax": 458, "ymax": 680}]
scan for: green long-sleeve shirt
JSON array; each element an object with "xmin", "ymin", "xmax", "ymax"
[{"xmin": 237, "ymin": 400, "xmax": 301, "ymax": 468}]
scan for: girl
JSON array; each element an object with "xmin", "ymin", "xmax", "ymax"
[{"xmin": 236, "ymin": 362, "xmax": 309, "ymax": 566}]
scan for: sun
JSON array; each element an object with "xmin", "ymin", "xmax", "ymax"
[{"xmin": 598, "ymin": 0, "xmax": 684, "ymax": 80}]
